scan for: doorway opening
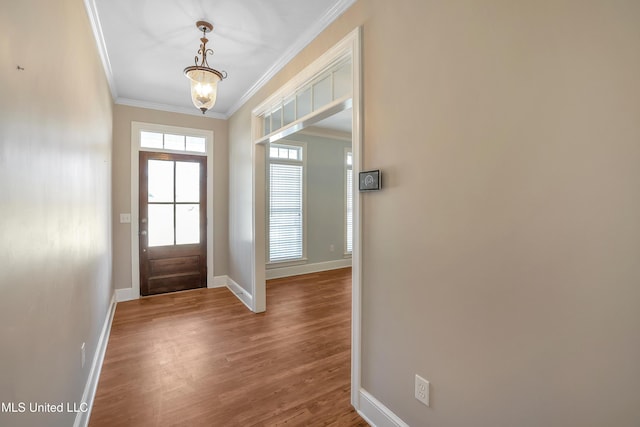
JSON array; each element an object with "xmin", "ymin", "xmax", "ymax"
[
  {"xmin": 265, "ymin": 108, "xmax": 353, "ymax": 280},
  {"xmin": 251, "ymin": 28, "xmax": 362, "ymax": 407},
  {"xmin": 138, "ymin": 151, "xmax": 207, "ymax": 295},
  {"xmin": 130, "ymin": 122, "xmax": 215, "ymax": 299}
]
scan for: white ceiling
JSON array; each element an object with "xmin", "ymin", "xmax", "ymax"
[{"xmin": 92, "ymin": 0, "xmax": 354, "ymax": 118}]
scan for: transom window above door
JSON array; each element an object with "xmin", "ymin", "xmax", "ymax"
[
  {"xmin": 140, "ymin": 131, "xmax": 206, "ymax": 154},
  {"xmin": 258, "ymin": 56, "xmax": 352, "ymax": 140}
]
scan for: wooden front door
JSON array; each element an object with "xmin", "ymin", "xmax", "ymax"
[{"xmin": 139, "ymin": 151, "xmax": 207, "ymax": 295}]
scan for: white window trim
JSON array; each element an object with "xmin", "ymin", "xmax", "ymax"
[
  {"xmin": 266, "ymin": 140, "xmax": 308, "ymax": 266},
  {"xmin": 129, "ymin": 121, "xmax": 215, "ymax": 299}
]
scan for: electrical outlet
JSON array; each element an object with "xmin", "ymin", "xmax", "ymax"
[
  {"xmin": 329, "ymin": 244, "xmax": 335, "ymax": 252},
  {"xmin": 415, "ymin": 374, "xmax": 429, "ymax": 406},
  {"xmin": 81, "ymin": 343, "xmax": 86, "ymax": 368}
]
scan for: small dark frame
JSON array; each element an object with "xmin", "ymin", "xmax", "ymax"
[{"xmin": 359, "ymin": 170, "xmax": 381, "ymax": 191}]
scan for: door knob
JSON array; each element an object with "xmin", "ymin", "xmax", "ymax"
[{"xmin": 140, "ymin": 230, "xmax": 147, "ymax": 236}]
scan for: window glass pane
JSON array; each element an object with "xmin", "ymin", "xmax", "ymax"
[
  {"xmin": 176, "ymin": 204, "xmax": 200, "ymax": 245},
  {"xmin": 283, "ymin": 97, "xmax": 295, "ymax": 126},
  {"xmin": 140, "ymin": 131, "xmax": 163, "ymax": 149},
  {"xmin": 185, "ymin": 136, "xmax": 206, "ymax": 153},
  {"xmin": 164, "ymin": 134, "xmax": 185, "ymax": 151},
  {"xmin": 296, "ymin": 87, "xmax": 312, "ymax": 118},
  {"xmin": 148, "ymin": 204, "xmax": 174, "ymax": 247},
  {"xmin": 176, "ymin": 162, "xmax": 199, "ymax": 202},
  {"xmin": 271, "ymin": 106, "xmax": 283, "ymax": 129},
  {"xmin": 313, "ymin": 75, "xmax": 332, "ymax": 111},
  {"xmin": 347, "ymin": 152, "xmax": 353, "ymax": 166},
  {"xmin": 264, "ymin": 114, "xmax": 271, "ymax": 136},
  {"xmin": 270, "ymin": 144, "xmax": 302, "ymax": 161},
  {"xmin": 148, "ymin": 160, "xmax": 174, "ymax": 202},
  {"xmin": 333, "ymin": 60, "xmax": 352, "ymax": 100}
]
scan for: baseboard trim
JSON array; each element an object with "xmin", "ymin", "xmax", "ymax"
[
  {"xmin": 225, "ymin": 276, "xmax": 253, "ymax": 311},
  {"xmin": 357, "ymin": 389, "xmax": 410, "ymax": 427},
  {"xmin": 116, "ymin": 275, "xmax": 225, "ymax": 296},
  {"xmin": 115, "ymin": 287, "xmax": 136, "ymax": 302},
  {"xmin": 266, "ymin": 259, "xmax": 352, "ymax": 279},
  {"xmin": 210, "ymin": 275, "xmax": 227, "ymax": 288},
  {"xmin": 73, "ymin": 292, "xmax": 117, "ymax": 427}
]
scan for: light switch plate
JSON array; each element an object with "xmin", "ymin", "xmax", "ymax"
[{"xmin": 119, "ymin": 213, "xmax": 131, "ymax": 224}]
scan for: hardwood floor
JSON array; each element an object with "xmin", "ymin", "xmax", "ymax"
[{"xmin": 89, "ymin": 267, "xmax": 367, "ymax": 427}]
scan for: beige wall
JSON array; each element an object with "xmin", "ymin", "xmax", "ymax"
[
  {"xmin": 0, "ymin": 0, "xmax": 114, "ymax": 426},
  {"xmin": 111, "ymin": 105, "xmax": 229, "ymax": 290},
  {"xmin": 229, "ymin": 1, "xmax": 640, "ymax": 425}
]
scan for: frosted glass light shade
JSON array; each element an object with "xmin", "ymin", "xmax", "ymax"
[{"xmin": 184, "ymin": 67, "xmax": 222, "ymax": 113}]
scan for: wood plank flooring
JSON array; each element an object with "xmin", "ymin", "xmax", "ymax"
[{"xmin": 89, "ymin": 267, "xmax": 367, "ymax": 427}]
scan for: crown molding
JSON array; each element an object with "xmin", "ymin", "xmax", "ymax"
[
  {"xmin": 224, "ymin": 0, "xmax": 357, "ymax": 118},
  {"xmin": 82, "ymin": 0, "xmax": 118, "ymax": 100},
  {"xmin": 116, "ymin": 98, "xmax": 228, "ymax": 120},
  {"xmin": 115, "ymin": 98, "xmax": 229, "ymax": 120}
]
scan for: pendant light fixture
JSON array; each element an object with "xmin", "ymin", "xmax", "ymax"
[{"xmin": 184, "ymin": 21, "xmax": 227, "ymax": 114}]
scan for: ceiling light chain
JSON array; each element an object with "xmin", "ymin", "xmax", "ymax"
[{"xmin": 184, "ymin": 20, "xmax": 228, "ymax": 114}]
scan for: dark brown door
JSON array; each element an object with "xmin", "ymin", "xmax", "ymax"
[{"xmin": 139, "ymin": 151, "xmax": 207, "ymax": 296}]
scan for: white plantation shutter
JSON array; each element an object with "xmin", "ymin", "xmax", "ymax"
[{"xmin": 269, "ymin": 156, "xmax": 304, "ymax": 262}]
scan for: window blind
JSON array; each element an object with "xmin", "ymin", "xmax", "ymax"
[{"xmin": 269, "ymin": 162, "xmax": 303, "ymax": 262}]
